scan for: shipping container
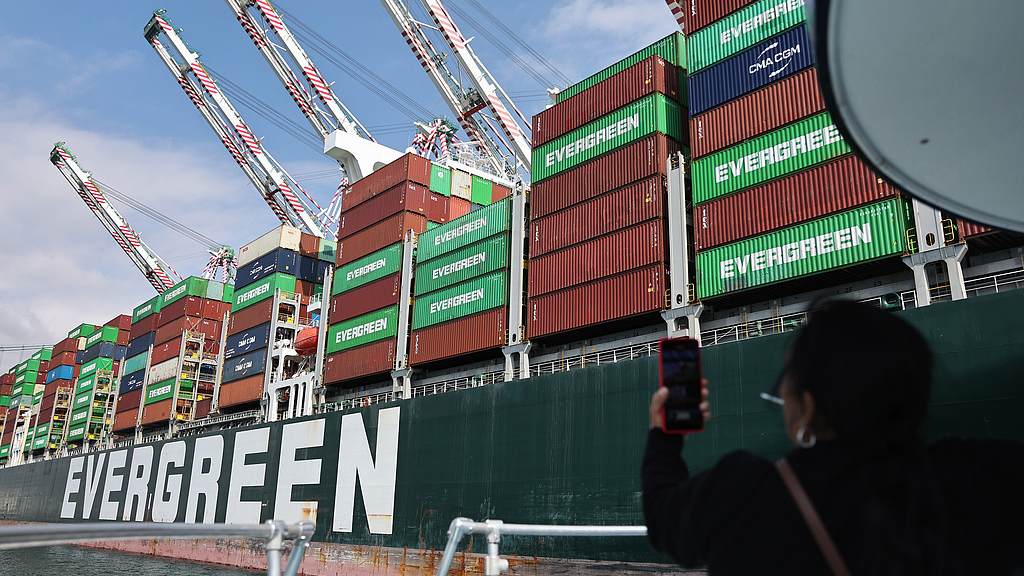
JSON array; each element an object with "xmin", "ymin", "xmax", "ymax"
[
  {"xmin": 696, "ymin": 198, "xmax": 911, "ymax": 297},
  {"xmin": 409, "ymin": 307, "xmax": 507, "ymax": 366},
  {"xmin": 205, "ymin": 280, "xmax": 226, "ymax": 302},
  {"xmin": 222, "ymin": 348, "xmax": 268, "ymax": 384},
  {"xmin": 145, "ymin": 379, "xmax": 176, "ymax": 405},
  {"xmin": 449, "ymin": 197, "xmax": 472, "ymax": 220},
  {"xmin": 121, "ymin": 351, "xmax": 149, "ymax": 377},
  {"xmin": 528, "ymin": 264, "xmax": 666, "ymax": 339},
  {"xmin": 127, "ymin": 332, "xmax": 156, "ymax": 359},
  {"xmin": 694, "ymin": 156, "xmax": 901, "ymax": 250},
  {"xmin": 342, "ymin": 153, "xmax": 432, "ymax": 211},
  {"xmin": 492, "ymin": 185, "xmax": 511, "ymax": 203},
  {"xmin": 557, "ymin": 32, "xmax": 686, "ymax": 102},
  {"xmin": 150, "ymin": 337, "xmax": 183, "ymax": 366},
  {"xmin": 414, "ymin": 234, "xmax": 509, "ymax": 296},
  {"xmin": 84, "ymin": 325, "xmax": 119, "ymax": 349},
  {"xmin": 429, "ymin": 164, "xmax": 452, "ymax": 196},
  {"xmin": 31, "ymin": 348, "xmax": 53, "ymax": 362},
  {"xmin": 196, "ymin": 397, "xmax": 212, "ymax": 419},
  {"xmin": 140, "ymin": 398, "xmax": 172, "ymax": 425},
  {"xmin": 687, "ymin": 0, "xmax": 806, "ymax": 73},
  {"xmin": 956, "ymin": 218, "xmax": 995, "ymax": 240},
  {"xmin": 202, "ymin": 299, "xmax": 231, "ymax": 322},
  {"xmin": 451, "ymin": 169, "xmax": 472, "ymax": 201},
  {"xmin": 67, "ymin": 323, "xmax": 96, "ymax": 340},
  {"xmin": 297, "ymin": 255, "xmax": 327, "ymax": 284},
  {"xmin": 218, "ymin": 374, "xmax": 264, "ymax": 408},
  {"xmin": 79, "ymin": 357, "xmax": 113, "ymax": 380},
  {"xmin": 323, "ymin": 340, "xmax": 396, "ymax": 386},
  {"xmin": 232, "ymin": 272, "xmax": 298, "ymax": 312},
  {"xmin": 329, "ymin": 273, "xmax": 401, "ymax": 323},
  {"xmin": 159, "ymin": 276, "xmax": 208, "ymax": 310},
  {"xmin": 128, "ymin": 314, "xmax": 158, "ymax": 340},
  {"xmin": 418, "ymin": 199, "xmax": 511, "ymax": 261},
  {"xmin": 339, "ymin": 181, "xmax": 448, "ymax": 238},
  {"xmin": 148, "ymin": 358, "xmax": 180, "ymax": 387},
  {"xmin": 532, "ymin": 93, "xmax": 685, "ymax": 183},
  {"xmin": 535, "ymin": 55, "xmax": 685, "ymax": 147},
  {"xmin": 692, "ymin": 112, "xmax": 850, "ymax": 204},
  {"xmin": 412, "ymin": 270, "xmax": 507, "ymax": 330},
  {"xmin": 530, "ymin": 176, "xmax": 665, "ymax": 257},
  {"xmin": 688, "ymin": 25, "xmax": 814, "ymax": 116},
  {"xmin": 336, "ymin": 212, "xmax": 428, "ymax": 266},
  {"xmin": 52, "ymin": 337, "xmax": 81, "ymax": 357},
  {"xmin": 237, "ymin": 225, "xmax": 302, "ymax": 268},
  {"xmin": 299, "ymin": 232, "xmax": 320, "ymax": 257},
  {"xmin": 226, "ymin": 299, "xmax": 275, "ymax": 336},
  {"xmin": 80, "ymin": 342, "xmax": 124, "ymax": 365},
  {"xmin": 332, "ymin": 242, "xmax": 403, "ymax": 295},
  {"xmin": 45, "ymin": 365, "xmax": 74, "ymax": 385},
  {"xmin": 672, "ymin": 0, "xmax": 759, "ymax": 35},
  {"xmin": 132, "ymin": 296, "xmax": 161, "ymax": 324},
  {"xmin": 156, "ymin": 296, "xmax": 204, "ymax": 327},
  {"xmin": 112, "ymin": 407, "xmax": 139, "ymax": 432},
  {"xmin": 154, "ymin": 316, "xmax": 214, "ymax": 346},
  {"xmin": 531, "ymin": 134, "xmax": 682, "ymax": 219},
  {"xmin": 326, "ymin": 305, "xmax": 399, "ymax": 354},
  {"xmin": 235, "ymin": 248, "xmax": 299, "ymax": 289},
  {"xmin": 529, "ymin": 220, "xmax": 667, "ymax": 297},
  {"xmin": 224, "ymin": 322, "xmax": 272, "ymax": 360},
  {"xmin": 76, "ymin": 374, "xmax": 96, "ymax": 395},
  {"xmin": 105, "ymin": 315, "xmax": 132, "ymax": 332},
  {"xmin": 120, "ymin": 370, "xmax": 146, "ymax": 394},
  {"xmin": 690, "ymin": 67, "xmax": 824, "ymax": 159},
  {"xmin": 318, "ymin": 239, "xmax": 338, "ymax": 263}
]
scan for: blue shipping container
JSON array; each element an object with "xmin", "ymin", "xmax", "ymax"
[
  {"xmin": 688, "ymin": 25, "xmax": 814, "ymax": 115},
  {"xmin": 80, "ymin": 341, "xmax": 121, "ymax": 365},
  {"xmin": 46, "ymin": 365, "xmax": 74, "ymax": 384},
  {"xmin": 224, "ymin": 322, "xmax": 272, "ymax": 360},
  {"xmin": 120, "ymin": 370, "xmax": 146, "ymax": 394},
  {"xmin": 222, "ymin": 348, "xmax": 268, "ymax": 384},
  {"xmin": 235, "ymin": 248, "xmax": 299, "ymax": 289},
  {"xmin": 127, "ymin": 332, "xmax": 156, "ymax": 359}
]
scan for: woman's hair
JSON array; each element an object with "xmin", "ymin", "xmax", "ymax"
[{"xmin": 785, "ymin": 298, "xmax": 933, "ymax": 446}]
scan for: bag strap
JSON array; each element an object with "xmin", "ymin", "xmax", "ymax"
[{"xmin": 776, "ymin": 459, "xmax": 853, "ymax": 576}]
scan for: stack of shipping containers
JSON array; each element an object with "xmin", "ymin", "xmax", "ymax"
[
  {"xmin": 528, "ymin": 33, "xmax": 688, "ymax": 339},
  {"xmin": 67, "ymin": 318, "xmax": 128, "ymax": 445},
  {"xmin": 42, "ymin": 337, "xmax": 78, "ymax": 450},
  {"xmin": 0, "ymin": 371, "xmax": 11, "ymax": 460},
  {"xmin": 684, "ymin": 0, "xmax": 909, "ymax": 300},
  {"xmin": 114, "ymin": 295, "xmax": 160, "ymax": 433}
]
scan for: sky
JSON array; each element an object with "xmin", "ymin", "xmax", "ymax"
[{"xmin": 0, "ymin": 0, "xmax": 679, "ymax": 367}]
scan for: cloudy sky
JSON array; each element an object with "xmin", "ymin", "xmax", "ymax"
[{"xmin": 0, "ymin": 0, "xmax": 679, "ymax": 366}]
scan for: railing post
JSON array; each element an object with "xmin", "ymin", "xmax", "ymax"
[
  {"xmin": 484, "ymin": 520, "xmax": 509, "ymax": 576},
  {"xmin": 265, "ymin": 520, "xmax": 284, "ymax": 576}
]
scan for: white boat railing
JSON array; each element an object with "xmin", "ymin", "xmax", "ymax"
[
  {"xmin": 435, "ymin": 517, "xmax": 647, "ymax": 576},
  {"xmin": 0, "ymin": 520, "xmax": 314, "ymax": 576}
]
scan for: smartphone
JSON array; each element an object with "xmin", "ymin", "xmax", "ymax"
[{"xmin": 658, "ymin": 337, "xmax": 704, "ymax": 433}]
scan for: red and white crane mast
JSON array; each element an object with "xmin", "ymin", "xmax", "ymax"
[
  {"xmin": 49, "ymin": 143, "xmax": 181, "ymax": 293},
  {"xmin": 143, "ymin": 11, "xmax": 333, "ymax": 239}
]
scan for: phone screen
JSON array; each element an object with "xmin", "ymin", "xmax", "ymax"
[{"xmin": 659, "ymin": 338, "xmax": 704, "ymax": 433}]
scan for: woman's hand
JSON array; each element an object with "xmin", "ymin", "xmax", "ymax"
[{"xmin": 650, "ymin": 381, "xmax": 710, "ymax": 431}]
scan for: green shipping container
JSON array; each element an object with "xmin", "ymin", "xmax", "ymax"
[
  {"xmin": 132, "ymin": 296, "xmax": 161, "ymax": 324},
  {"xmin": 160, "ymin": 276, "xmax": 209, "ymax": 308},
  {"xmin": 692, "ymin": 112, "xmax": 849, "ymax": 205},
  {"xmin": 73, "ymin": 392, "xmax": 92, "ymax": 410},
  {"xmin": 35, "ymin": 422, "xmax": 49, "ymax": 437},
  {"xmin": 418, "ymin": 199, "xmax": 511, "ymax": 261},
  {"xmin": 532, "ymin": 93, "xmax": 685, "ymax": 183},
  {"xmin": 223, "ymin": 284, "xmax": 235, "ymax": 306},
  {"xmin": 232, "ymin": 272, "xmax": 296, "ymax": 312},
  {"xmin": 68, "ymin": 323, "xmax": 97, "ymax": 340},
  {"xmin": 0, "ymin": 395, "xmax": 9, "ymax": 407},
  {"xmin": 69, "ymin": 406, "xmax": 91, "ymax": 428},
  {"xmin": 326, "ymin": 305, "xmax": 399, "ymax": 354},
  {"xmin": 429, "ymin": 164, "xmax": 452, "ymax": 197},
  {"xmin": 17, "ymin": 360, "xmax": 40, "ymax": 375},
  {"xmin": 76, "ymin": 373, "xmax": 97, "ymax": 394},
  {"xmin": 67, "ymin": 422, "xmax": 87, "ymax": 442},
  {"xmin": 79, "ymin": 357, "xmax": 113, "ymax": 380},
  {"xmin": 412, "ymin": 270, "xmax": 508, "ymax": 330},
  {"xmin": 205, "ymin": 280, "xmax": 226, "ymax": 302},
  {"xmin": 30, "ymin": 349, "xmax": 52, "ymax": 362},
  {"xmin": 687, "ymin": 0, "xmax": 807, "ymax": 73},
  {"xmin": 414, "ymin": 234, "xmax": 510, "ymax": 296},
  {"xmin": 146, "ymin": 378, "xmax": 176, "ymax": 405},
  {"xmin": 558, "ymin": 32, "xmax": 686, "ymax": 102},
  {"xmin": 122, "ymin": 352, "xmax": 149, "ymax": 376},
  {"xmin": 32, "ymin": 391, "xmax": 42, "ymax": 405},
  {"xmin": 319, "ymin": 239, "xmax": 338, "ymax": 263},
  {"xmin": 332, "ymin": 242, "xmax": 403, "ymax": 295},
  {"xmin": 85, "ymin": 325, "xmax": 119, "ymax": 349},
  {"xmin": 32, "ymin": 435, "xmax": 46, "ymax": 450},
  {"xmin": 696, "ymin": 199, "xmax": 910, "ymax": 298},
  {"xmin": 0, "ymin": 445, "xmax": 9, "ymax": 458},
  {"xmin": 471, "ymin": 175, "xmax": 494, "ymax": 206}
]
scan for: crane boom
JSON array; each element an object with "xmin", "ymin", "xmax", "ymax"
[
  {"xmin": 143, "ymin": 11, "xmax": 332, "ymax": 239},
  {"xmin": 49, "ymin": 143, "xmax": 181, "ymax": 293}
]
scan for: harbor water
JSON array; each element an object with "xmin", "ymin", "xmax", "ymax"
[{"xmin": 0, "ymin": 545, "xmax": 259, "ymax": 576}]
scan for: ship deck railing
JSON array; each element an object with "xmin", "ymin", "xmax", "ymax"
[
  {"xmin": 0, "ymin": 520, "xmax": 314, "ymax": 576},
  {"xmin": 435, "ymin": 517, "xmax": 647, "ymax": 576}
]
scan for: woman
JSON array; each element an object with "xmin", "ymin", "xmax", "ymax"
[{"xmin": 642, "ymin": 299, "xmax": 1024, "ymax": 575}]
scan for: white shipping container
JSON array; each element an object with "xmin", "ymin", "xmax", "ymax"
[
  {"xmin": 451, "ymin": 169, "xmax": 472, "ymax": 201},
  {"xmin": 237, "ymin": 225, "xmax": 302, "ymax": 267},
  {"xmin": 148, "ymin": 358, "xmax": 179, "ymax": 385}
]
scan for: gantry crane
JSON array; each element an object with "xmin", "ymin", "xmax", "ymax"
[
  {"xmin": 143, "ymin": 11, "xmax": 335, "ymax": 239},
  {"xmin": 49, "ymin": 143, "xmax": 181, "ymax": 293},
  {"xmin": 378, "ymin": 0, "xmax": 532, "ymax": 180}
]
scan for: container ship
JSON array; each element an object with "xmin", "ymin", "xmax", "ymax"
[{"xmin": 2, "ymin": 1, "xmax": 1023, "ymax": 574}]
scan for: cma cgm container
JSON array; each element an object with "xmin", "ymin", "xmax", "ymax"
[
  {"xmin": 690, "ymin": 67, "xmax": 824, "ymax": 159},
  {"xmin": 696, "ymin": 198, "xmax": 911, "ymax": 298},
  {"xmin": 223, "ymin": 322, "xmax": 271, "ymax": 360},
  {"xmin": 667, "ymin": 0, "xmax": 757, "ymax": 35},
  {"xmin": 535, "ymin": 55, "xmax": 685, "ymax": 147},
  {"xmin": 323, "ymin": 339, "xmax": 396, "ymax": 386},
  {"xmin": 531, "ymin": 134, "xmax": 682, "ymax": 219},
  {"xmin": 687, "ymin": 0, "xmax": 806, "ymax": 73},
  {"xmin": 336, "ymin": 212, "xmax": 428, "ymax": 266},
  {"xmin": 557, "ymin": 32, "xmax": 685, "ymax": 103},
  {"xmin": 692, "ymin": 112, "xmax": 850, "ymax": 204},
  {"xmin": 530, "ymin": 176, "xmax": 665, "ymax": 257},
  {"xmin": 694, "ymin": 156, "xmax": 902, "ymax": 250},
  {"xmin": 235, "ymin": 249, "xmax": 299, "ymax": 289},
  {"xmin": 532, "ymin": 93, "xmax": 684, "ymax": 183},
  {"xmin": 339, "ymin": 181, "xmax": 448, "ymax": 238},
  {"xmin": 688, "ymin": 25, "xmax": 814, "ymax": 116},
  {"xmin": 342, "ymin": 153, "xmax": 432, "ymax": 210},
  {"xmin": 410, "ymin": 307, "xmax": 508, "ymax": 366}
]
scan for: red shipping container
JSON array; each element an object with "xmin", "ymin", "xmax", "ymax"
[
  {"xmin": 105, "ymin": 314, "xmax": 132, "ymax": 331},
  {"xmin": 530, "ymin": 176, "xmax": 665, "ymax": 257},
  {"xmin": 38, "ymin": 360, "xmax": 51, "ymax": 376},
  {"xmin": 693, "ymin": 155, "xmax": 901, "ymax": 250},
  {"xmin": 151, "ymin": 336, "xmax": 217, "ymax": 366},
  {"xmin": 218, "ymin": 374, "xmax": 264, "ymax": 408},
  {"xmin": 40, "ymin": 394, "xmax": 55, "ymax": 412},
  {"xmin": 36, "ymin": 371, "xmax": 46, "ymax": 384},
  {"xmin": 336, "ymin": 212, "xmax": 428, "ymax": 266},
  {"xmin": 52, "ymin": 337, "xmax": 81, "ymax": 356},
  {"xmin": 342, "ymin": 153, "xmax": 432, "ymax": 211},
  {"xmin": 957, "ymin": 218, "xmax": 995, "ymax": 240},
  {"xmin": 202, "ymin": 299, "xmax": 231, "ymax": 322},
  {"xmin": 299, "ymin": 232, "xmax": 321, "ymax": 256},
  {"xmin": 528, "ymin": 264, "xmax": 666, "ymax": 339},
  {"xmin": 157, "ymin": 296, "xmax": 205, "ymax": 327},
  {"xmin": 195, "ymin": 397, "xmax": 212, "ymax": 419},
  {"xmin": 492, "ymin": 185, "xmax": 511, "ymax": 203},
  {"xmin": 118, "ymin": 389, "xmax": 143, "ymax": 413},
  {"xmin": 323, "ymin": 340, "xmax": 396, "ymax": 386},
  {"xmin": 112, "ymin": 409, "xmax": 139, "ymax": 433},
  {"xmin": 295, "ymin": 279, "xmax": 317, "ymax": 306},
  {"xmin": 670, "ymin": 0, "xmax": 757, "ymax": 35},
  {"xmin": 449, "ymin": 197, "xmax": 472, "ymax": 220},
  {"xmin": 410, "ymin": 307, "xmax": 507, "ymax": 366},
  {"xmin": 0, "ymin": 373, "xmax": 13, "ymax": 385},
  {"xmin": 227, "ymin": 299, "xmax": 275, "ymax": 336},
  {"xmin": 529, "ymin": 220, "xmax": 668, "ymax": 297},
  {"xmin": 37, "ymin": 405, "xmax": 54, "ymax": 425},
  {"xmin": 129, "ymin": 314, "xmax": 158, "ymax": 340},
  {"xmin": 534, "ymin": 55, "xmax": 684, "ymax": 147},
  {"xmin": 689, "ymin": 67, "xmax": 825, "ymax": 159},
  {"xmin": 530, "ymin": 134, "xmax": 682, "ymax": 219},
  {"xmin": 140, "ymin": 399, "xmax": 172, "ymax": 426},
  {"xmin": 329, "ymin": 273, "xmax": 401, "ymax": 323},
  {"xmin": 339, "ymin": 181, "xmax": 449, "ymax": 239},
  {"xmin": 116, "ymin": 329, "xmax": 130, "ymax": 347},
  {"xmin": 155, "ymin": 317, "xmax": 222, "ymax": 346}
]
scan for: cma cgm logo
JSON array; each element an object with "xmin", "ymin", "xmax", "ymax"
[{"xmin": 749, "ymin": 41, "xmax": 801, "ymax": 78}]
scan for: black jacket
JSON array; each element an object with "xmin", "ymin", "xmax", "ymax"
[{"xmin": 642, "ymin": 429, "xmax": 1024, "ymax": 575}]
